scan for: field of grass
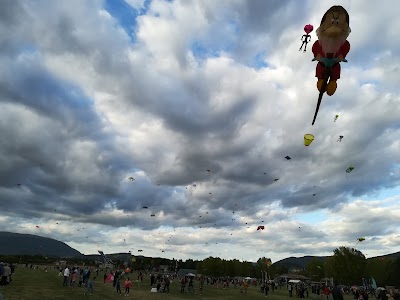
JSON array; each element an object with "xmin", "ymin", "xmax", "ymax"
[{"xmin": 0, "ymin": 268, "xmax": 357, "ymax": 300}]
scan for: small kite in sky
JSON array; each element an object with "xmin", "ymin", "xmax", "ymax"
[
  {"xmin": 36, "ymin": 225, "xmax": 40, "ymax": 228},
  {"xmin": 334, "ymin": 114, "xmax": 339, "ymax": 122},
  {"xmin": 355, "ymin": 237, "xmax": 365, "ymax": 246},
  {"xmin": 313, "ymin": 194, "xmax": 316, "ymax": 196},
  {"xmin": 128, "ymin": 176, "xmax": 135, "ymax": 181},
  {"xmin": 346, "ymin": 166, "xmax": 355, "ymax": 178},
  {"xmin": 299, "ymin": 24, "xmax": 313, "ymax": 52},
  {"xmin": 304, "ymin": 134, "xmax": 314, "ymax": 146},
  {"xmin": 151, "ymin": 214, "xmax": 155, "ymax": 217},
  {"xmin": 337, "ymin": 135, "xmax": 344, "ymax": 142},
  {"xmin": 274, "ymin": 179, "xmax": 279, "ymax": 182},
  {"xmin": 143, "ymin": 206, "xmax": 148, "ymax": 209},
  {"xmin": 257, "ymin": 226, "xmax": 265, "ymax": 230},
  {"xmin": 138, "ymin": 250, "xmax": 143, "ymax": 252},
  {"xmin": 206, "ymin": 169, "xmax": 211, "ymax": 176},
  {"xmin": 285, "ymin": 156, "xmax": 291, "ymax": 160}
]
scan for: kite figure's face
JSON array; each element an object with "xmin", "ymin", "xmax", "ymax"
[{"xmin": 320, "ymin": 10, "xmax": 349, "ymax": 38}]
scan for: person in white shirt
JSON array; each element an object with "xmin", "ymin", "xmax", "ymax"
[{"xmin": 63, "ymin": 267, "xmax": 70, "ymax": 286}]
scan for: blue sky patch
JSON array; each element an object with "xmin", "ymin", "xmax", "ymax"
[
  {"xmin": 104, "ymin": 0, "xmax": 151, "ymax": 42},
  {"xmin": 249, "ymin": 51, "xmax": 268, "ymax": 69},
  {"xmin": 294, "ymin": 210, "xmax": 327, "ymax": 224}
]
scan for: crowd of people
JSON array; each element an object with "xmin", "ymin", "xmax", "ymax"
[
  {"xmin": 2, "ymin": 262, "xmax": 400, "ymax": 299},
  {"xmin": 59, "ymin": 265, "xmax": 98, "ymax": 295}
]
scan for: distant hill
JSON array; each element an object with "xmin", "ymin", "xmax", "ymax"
[
  {"xmin": 273, "ymin": 255, "xmax": 328, "ymax": 269},
  {"xmin": 370, "ymin": 251, "xmax": 400, "ymax": 260},
  {"xmin": 0, "ymin": 232, "xmax": 82, "ymax": 258},
  {"xmin": 273, "ymin": 252, "xmax": 400, "ymax": 270}
]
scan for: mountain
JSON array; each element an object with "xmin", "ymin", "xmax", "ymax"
[
  {"xmin": 273, "ymin": 255, "xmax": 328, "ymax": 269},
  {"xmin": 370, "ymin": 251, "xmax": 400, "ymax": 260},
  {"xmin": 273, "ymin": 252, "xmax": 400, "ymax": 270},
  {"xmin": 0, "ymin": 232, "xmax": 82, "ymax": 258}
]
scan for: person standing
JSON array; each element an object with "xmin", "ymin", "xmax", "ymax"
[
  {"xmin": 332, "ymin": 283, "xmax": 344, "ymax": 300},
  {"xmin": 324, "ymin": 286, "xmax": 331, "ymax": 300},
  {"xmin": 116, "ymin": 277, "xmax": 122, "ymax": 295},
  {"xmin": 84, "ymin": 277, "xmax": 95, "ymax": 296},
  {"xmin": 180, "ymin": 277, "xmax": 186, "ymax": 293},
  {"xmin": 289, "ymin": 283, "xmax": 293, "ymax": 297},
  {"xmin": 163, "ymin": 276, "xmax": 170, "ymax": 293},
  {"xmin": 124, "ymin": 277, "xmax": 133, "ymax": 296},
  {"xmin": 1, "ymin": 264, "xmax": 11, "ymax": 286},
  {"xmin": 63, "ymin": 266, "xmax": 70, "ymax": 287},
  {"xmin": 199, "ymin": 276, "xmax": 205, "ymax": 295},
  {"xmin": 70, "ymin": 271, "xmax": 77, "ymax": 287},
  {"xmin": 265, "ymin": 281, "xmax": 269, "ymax": 297}
]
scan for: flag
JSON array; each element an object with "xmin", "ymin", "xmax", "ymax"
[{"xmin": 371, "ymin": 277, "xmax": 377, "ymax": 289}]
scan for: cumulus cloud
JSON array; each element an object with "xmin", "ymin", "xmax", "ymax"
[{"xmin": 0, "ymin": 0, "xmax": 399, "ymax": 262}]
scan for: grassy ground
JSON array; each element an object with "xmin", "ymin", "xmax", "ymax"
[{"xmin": 0, "ymin": 268, "xmax": 356, "ymax": 300}]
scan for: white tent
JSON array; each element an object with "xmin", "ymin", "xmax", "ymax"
[{"xmin": 288, "ymin": 279, "xmax": 302, "ymax": 284}]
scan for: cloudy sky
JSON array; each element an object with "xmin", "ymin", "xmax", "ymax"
[{"xmin": 1, "ymin": 0, "xmax": 399, "ymax": 263}]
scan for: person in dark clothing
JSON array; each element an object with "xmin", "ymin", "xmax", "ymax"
[
  {"xmin": 116, "ymin": 277, "xmax": 122, "ymax": 295},
  {"xmin": 265, "ymin": 282, "xmax": 269, "ymax": 297},
  {"xmin": 378, "ymin": 290, "xmax": 388, "ymax": 300},
  {"xmin": 332, "ymin": 284, "xmax": 344, "ymax": 300},
  {"xmin": 163, "ymin": 277, "xmax": 170, "ymax": 293},
  {"xmin": 180, "ymin": 277, "xmax": 186, "ymax": 293}
]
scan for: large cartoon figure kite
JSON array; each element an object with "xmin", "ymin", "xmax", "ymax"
[{"xmin": 311, "ymin": 5, "xmax": 351, "ymax": 125}]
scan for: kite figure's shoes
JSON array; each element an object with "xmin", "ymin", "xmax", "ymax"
[
  {"xmin": 326, "ymin": 80, "xmax": 337, "ymax": 96},
  {"xmin": 317, "ymin": 79, "xmax": 324, "ymax": 92}
]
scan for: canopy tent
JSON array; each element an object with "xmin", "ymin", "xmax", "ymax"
[{"xmin": 288, "ymin": 279, "xmax": 302, "ymax": 284}]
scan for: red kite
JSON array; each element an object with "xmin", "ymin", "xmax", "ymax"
[{"xmin": 257, "ymin": 226, "xmax": 265, "ymax": 230}]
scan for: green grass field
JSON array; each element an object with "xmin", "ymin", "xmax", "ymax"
[{"xmin": 0, "ymin": 268, "xmax": 356, "ymax": 300}]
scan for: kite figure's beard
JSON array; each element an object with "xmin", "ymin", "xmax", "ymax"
[{"xmin": 316, "ymin": 27, "xmax": 350, "ymax": 55}]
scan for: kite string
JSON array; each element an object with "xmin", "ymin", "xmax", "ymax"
[{"xmin": 347, "ymin": 0, "xmax": 351, "ymax": 11}]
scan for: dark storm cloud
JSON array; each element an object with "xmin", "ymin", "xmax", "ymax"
[{"xmin": 0, "ymin": 54, "xmax": 136, "ymax": 219}]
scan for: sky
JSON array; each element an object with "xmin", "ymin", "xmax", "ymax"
[{"xmin": 0, "ymin": 0, "xmax": 399, "ymax": 264}]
